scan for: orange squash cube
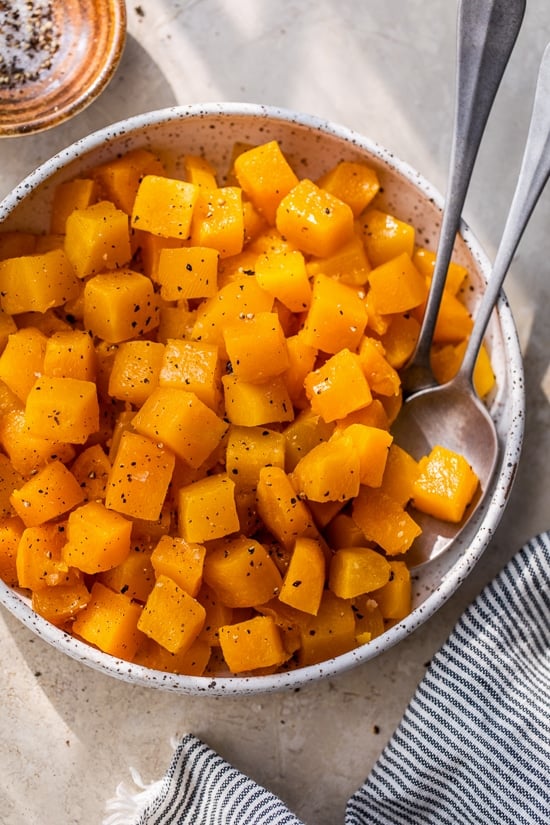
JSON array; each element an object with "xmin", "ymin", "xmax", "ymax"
[
  {"xmin": 282, "ymin": 408, "xmax": 334, "ymax": 472},
  {"xmin": 301, "ymin": 274, "xmax": 367, "ymax": 354},
  {"xmin": 151, "ymin": 535, "xmax": 206, "ymax": 597},
  {"xmin": 191, "ymin": 277, "xmax": 273, "ymax": 349},
  {"xmin": 329, "ymin": 546, "xmax": 391, "ymax": 599},
  {"xmin": 306, "ymin": 234, "xmax": 371, "ymax": 287},
  {"xmin": 177, "ymin": 473, "xmax": 240, "ymax": 543},
  {"xmin": 107, "ymin": 340, "xmax": 165, "ymax": 406},
  {"xmin": 357, "ymin": 336, "xmax": 401, "ymax": 397},
  {"xmin": 10, "ymin": 460, "xmax": 84, "ymax": 527},
  {"xmin": 133, "ymin": 635, "xmax": 211, "ymax": 676},
  {"xmin": 352, "ymin": 488, "xmax": 421, "ymax": 555},
  {"xmin": 317, "ymin": 160, "xmax": 380, "ymax": 217},
  {"xmin": 276, "ymin": 178, "xmax": 354, "ymax": 257},
  {"xmin": 291, "ymin": 436, "xmax": 361, "ymax": 503},
  {"xmin": 159, "ymin": 339, "xmax": 221, "ymax": 410},
  {"xmin": 223, "ymin": 311, "xmax": 289, "ymax": 382},
  {"xmin": 64, "ymin": 501, "xmax": 132, "ymax": 574},
  {"xmin": 83, "ymin": 269, "xmax": 160, "ymax": 344},
  {"xmin": 379, "ymin": 443, "xmax": 420, "ymax": 506},
  {"xmin": 190, "ymin": 186, "xmax": 244, "ymax": 258},
  {"xmin": 379, "ymin": 312, "xmax": 421, "ymax": 369},
  {"xmin": 43, "ymin": 329, "xmax": 97, "ymax": 381},
  {"xmin": 279, "ymin": 537, "xmax": 325, "ymax": 615},
  {"xmin": 412, "ymin": 445, "xmax": 479, "ymax": 523},
  {"xmin": 225, "ymin": 425, "xmax": 286, "ymax": 490},
  {"xmin": 98, "ymin": 545, "xmax": 155, "ymax": 603},
  {"xmin": 0, "ymin": 409, "xmax": 76, "ymax": 476},
  {"xmin": 131, "ymin": 174, "xmax": 199, "ymax": 239},
  {"xmin": 0, "ymin": 327, "xmax": 47, "ymax": 402},
  {"xmin": 32, "ymin": 574, "xmax": 90, "ymax": 627},
  {"xmin": 233, "ymin": 140, "xmax": 299, "ymax": 224},
  {"xmin": 256, "ymin": 465, "xmax": 316, "ymax": 549},
  {"xmin": 431, "ymin": 340, "xmax": 495, "ymax": 398},
  {"xmin": 0, "ymin": 516, "xmax": 24, "ymax": 585},
  {"xmin": 222, "ymin": 373, "xmax": 294, "ymax": 426},
  {"xmin": 198, "ymin": 583, "xmax": 234, "ymax": 647},
  {"xmin": 298, "ymin": 590, "xmax": 356, "ymax": 666},
  {"xmin": 368, "ymin": 252, "xmax": 428, "ymax": 314},
  {"xmin": 182, "ymin": 154, "xmax": 218, "ymax": 190},
  {"xmin": 282, "ymin": 333, "xmax": 318, "ymax": 409},
  {"xmin": 412, "ymin": 247, "xmax": 468, "ymax": 295},
  {"xmin": 105, "ymin": 430, "xmax": 175, "ymax": 521},
  {"xmin": 16, "ymin": 522, "xmax": 69, "ymax": 591},
  {"xmin": 64, "ymin": 201, "xmax": 131, "ymax": 279},
  {"xmin": 73, "ymin": 581, "xmax": 143, "ymax": 660},
  {"xmin": 0, "ymin": 248, "xmax": 80, "ymax": 314},
  {"xmin": 359, "ymin": 208, "xmax": 415, "ymax": 266},
  {"xmin": 158, "ymin": 246, "xmax": 219, "ymax": 300},
  {"xmin": 219, "ymin": 615, "xmax": 287, "ymax": 673},
  {"xmin": 50, "ymin": 177, "xmax": 98, "ymax": 233},
  {"xmin": 352, "ymin": 595, "xmax": 385, "ymax": 643},
  {"xmin": 137, "ymin": 574, "xmax": 206, "ymax": 654},
  {"xmin": 254, "ymin": 248, "xmax": 312, "ymax": 312},
  {"xmin": 304, "ymin": 348, "xmax": 372, "ymax": 423},
  {"xmin": 93, "ymin": 148, "xmax": 165, "ymax": 214},
  {"xmin": 25, "ymin": 376, "xmax": 99, "ymax": 444},
  {"xmin": 334, "ymin": 424, "xmax": 393, "ymax": 487},
  {"xmin": 370, "ymin": 560, "xmax": 411, "ymax": 620},
  {"xmin": 203, "ymin": 536, "xmax": 283, "ymax": 608}
]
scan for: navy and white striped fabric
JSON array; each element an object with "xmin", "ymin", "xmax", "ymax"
[{"xmin": 104, "ymin": 531, "xmax": 550, "ymax": 825}]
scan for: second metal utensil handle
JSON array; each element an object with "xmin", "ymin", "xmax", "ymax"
[
  {"xmin": 460, "ymin": 42, "xmax": 550, "ymax": 385},
  {"xmin": 404, "ymin": 0, "xmax": 525, "ymax": 393}
]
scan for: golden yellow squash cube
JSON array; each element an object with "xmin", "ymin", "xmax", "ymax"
[
  {"xmin": 83, "ymin": 269, "xmax": 160, "ymax": 343},
  {"xmin": 25, "ymin": 376, "xmax": 99, "ymax": 444}
]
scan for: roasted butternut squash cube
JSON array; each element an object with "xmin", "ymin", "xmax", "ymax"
[
  {"xmin": 190, "ymin": 186, "xmax": 244, "ymax": 258},
  {"xmin": 304, "ymin": 348, "xmax": 372, "ymax": 423},
  {"xmin": 233, "ymin": 140, "xmax": 299, "ymax": 224},
  {"xmin": 306, "ymin": 234, "xmax": 371, "ymax": 287},
  {"xmin": 93, "ymin": 148, "xmax": 165, "ymax": 214},
  {"xmin": 25, "ymin": 376, "xmax": 99, "ymax": 444},
  {"xmin": 298, "ymin": 590, "xmax": 356, "ymax": 666},
  {"xmin": 254, "ymin": 248, "xmax": 312, "ymax": 312},
  {"xmin": 64, "ymin": 201, "xmax": 131, "ymax": 279},
  {"xmin": 50, "ymin": 177, "xmax": 98, "ymax": 233},
  {"xmin": 108, "ymin": 340, "xmax": 165, "ymax": 405},
  {"xmin": 150, "ymin": 535, "xmax": 206, "ymax": 597},
  {"xmin": 0, "ymin": 308, "xmax": 17, "ymax": 354},
  {"xmin": 132, "ymin": 387, "xmax": 227, "ymax": 468},
  {"xmin": 83, "ymin": 269, "xmax": 160, "ymax": 344},
  {"xmin": 10, "ymin": 460, "xmax": 84, "ymax": 527},
  {"xmin": 430, "ymin": 290, "xmax": 474, "ymax": 344},
  {"xmin": 159, "ymin": 339, "xmax": 221, "ymax": 410},
  {"xmin": 370, "ymin": 560, "xmax": 411, "ymax": 620},
  {"xmin": 329, "ymin": 546, "xmax": 391, "ymax": 599},
  {"xmin": 97, "ymin": 544, "xmax": 155, "ymax": 603},
  {"xmin": 317, "ymin": 160, "xmax": 380, "ymax": 217},
  {"xmin": 282, "ymin": 408, "xmax": 334, "ymax": 472},
  {"xmin": 379, "ymin": 443, "xmax": 420, "ymax": 506},
  {"xmin": 32, "ymin": 575, "xmax": 90, "ymax": 627},
  {"xmin": 379, "ymin": 312, "xmax": 421, "ymax": 369},
  {"xmin": 0, "ymin": 516, "xmax": 24, "ymax": 585},
  {"xmin": 105, "ymin": 430, "xmax": 175, "ymax": 521},
  {"xmin": 198, "ymin": 583, "xmax": 234, "ymax": 647},
  {"xmin": 358, "ymin": 336, "xmax": 401, "ymax": 397},
  {"xmin": 431, "ymin": 340, "xmax": 495, "ymax": 398},
  {"xmin": 133, "ymin": 635, "xmax": 211, "ymax": 676},
  {"xmin": 225, "ymin": 425, "xmax": 286, "ymax": 490},
  {"xmin": 256, "ymin": 466, "xmax": 317, "ymax": 549},
  {"xmin": 42, "ymin": 330, "xmax": 95, "ymax": 383},
  {"xmin": 16, "ymin": 522, "xmax": 69, "ymax": 590},
  {"xmin": 137, "ymin": 574, "xmax": 206, "ymax": 654},
  {"xmin": 0, "ymin": 248, "xmax": 80, "ymax": 314},
  {"xmin": 335, "ymin": 398, "xmax": 390, "ymax": 432},
  {"xmin": 131, "ymin": 174, "xmax": 199, "ymax": 239},
  {"xmin": 64, "ymin": 500, "xmax": 132, "ymax": 573},
  {"xmin": 324, "ymin": 512, "xmax": 370, "ymax": 550},
  {"xmin": 157, "ymin": 304, "xmax": 197, "ymax": 343},
  {"xmin": 352, "ymin": 594, "xmax": 385, "ymax": 642},
  {"xmin": 0, "ymin": 327, "xmax": 47, "ymax": 402},
  {"xmin": 276, "ymin": 179, "xmax": 354, "ymax": 257},
  {"xmin": 368, "ymin": 252, "xmax": 428, "ymax": 315},
  {"xmin": 334, "ymin": 424, "xmax": 393, "ymax": 488},
  {"xmin": 219, "ymin": 615, "xmax": 287, "ymax": 673},
  {"xmin": 279, "ymin": 537, "xmax": 325, "ymax": 615},
  {"xmin": 182, "ymin": 154, "xmax": 218, "ymax": 190},
  {"xmin": 222, "ymin": 373, "xmax": 294, "ymax": 426},
  {"xmin": 301, "ymin": 274, "xmax": 367, "ymax": 354},
  {"xmin": 412, "ymin": 445, "xmax": 479, "ymax": 523},
  {"xmin": 359, "ymin": 209, "xmax": 415, "ymax": 266},
  {"xmin": 203, "ymin": 535, "xmax": 283, "ymax": 608},
  {"xmin": 282, "ymin": 333, "xmax": 318, "ymax": 410},
  {"xmin": 0, "ymin": 409, "xmax": 76, "ymax": 476},
  {"xmin": 291, "ymin": 436, "xmax": 361, "ymax": 503},
  {"xmin": 73, "ymin": 581, "xmax": 143, "ymax": 659},
  {"xmin": 177, "ymin": 473, "xmax": 239, "ymax": 543},
  {"xmin": 223, "ymin": 311, "xmax": 289, "ymax": 382},
  {"xmin": 158, "ymin": 245, "xmax": 219, "ymax": 300},
  {"xmin": 352, "ymin": 487, "xmax": 421, "ymax": 555},
  {"xmin": 191, "ymin": 277, "xmax": 273, "ymax": 349},
  {"xmin": 412, "ymin": 247, "xmax": 468, "ymax": 296}
]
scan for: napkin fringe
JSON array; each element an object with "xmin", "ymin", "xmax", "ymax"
[{"xmin": 102, "ymin": 766, "xmax": 165, "ymax": 825}]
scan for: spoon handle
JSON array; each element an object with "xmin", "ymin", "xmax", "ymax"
[
  {"xmin": 402, "ymin": 0, "xmax": 525, "ymax": 396},
  {"xmin": 460, "ymin": 42, "xmax": 550, "ymax": 385}
]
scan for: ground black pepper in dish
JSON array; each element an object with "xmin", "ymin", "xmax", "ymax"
[{"xmin": 0, "ymin": 0, "xmax": 60, "ymax": 89}]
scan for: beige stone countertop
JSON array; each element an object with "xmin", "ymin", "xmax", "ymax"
[{"xmin": 1, "ymin": 2, "xmax": 549, "ymax": 823}]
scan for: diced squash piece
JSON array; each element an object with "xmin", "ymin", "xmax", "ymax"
[
  {"xmin": 25, "ymin": 376, "xmax": 99, "ymax": 444},
  {"xmin": 304, "ymin": 348, "xmax": 372, "ymax": 423},
  {"xmin": 0, "ymin": 327, "xmax": 47, "ymax": 401},
  {"xmin": 64, "ymin": 201, "xmax": 131, "ymax": 279},
  {"xmin": 370, "ymin": 560, "xmax": 411, "ymax": 620},
  {"xmin": 306, "ymin": 234, "xmax": 371, "ymax": 287},
  {"xmin": 379, "ymin": 443, "xmax": 420, "ymax": 506},
  {"xmin": 222, "ymin": 373, "xmax": 294, "ymax": 426},
  {"xmin": 282, "ymin": 333, "xmax": 317, "ymax": 409},
  {"xmin": 159, "ymin": 339, "xmax": 221, "ymax": 410},
  {"xmin": 108, "ymin": 340, "xmax": 165, "ymax": 405},
  {"xmin": 157, "ymin": 304, "xmax": 197, "ymax": 343},
  {"xmin": 73, "ymin": 581, "xmax": 143, "ymax": 659},
  {"xmin": 352, "ymin": 595, "xmax": 385, "ymax": 642},
  {"xmin": 223, "ymin": 311, "xmax": 289, "ymax": 382},
  {"xmin": 32, "ymin": 575, "xmax": 90, "ymax": 627},
  {"xmin": 177, "ymin": 473, "xmax": 239, "ymax": 543},
  {"xmin": 219, "ymin": 615, "xmax": 287, "ymax": 673},
  {"xmin": 379, "ymin": 312, "xmax": 421, "ymax": 369},
  {"xmin": 254, "ymin": 248, "xmax": 312, "ymax": 312},
  {"xmin": 50, "ymin": 178, "xmax": 98, "ymax": 233},
  {"xmin": 431, "ymin": 290, "xmax": 474, "ymax": 343},
  {"xmin": 334, "ymin": 424, "xmax": 393, "ymax": 487},
  {"xmin": 133, "ymin": 635, "xmax": 210, "ymax": 676},
  {"xmin": 256, "ymin": 466, "xmax": 316, "ymax": 549},
  {"xmin": 93, "ymin": 148, "xmax": 165, "ymax": 214},
  {"xmin": 324, "ymin": 512, "xmax": 370, "ymax": 550},
  {"xmin": 105, "ymin": 430, "xmax": 175, "ymax": 521},
  {"xmin": 63, "ymin": 501, "xmax": 132, "ymax": 573},
  {"xmin": 0, "ymin": 231, "xmax": 37, "ymax": 260},
  {"xmin": 191, "ymin": 277, "xmax": 273, "ymax": 348},
  {"xmin": 158, "ymin": 246, "xmax": 219, "ymax": 300},
  {"xmin": 150, "ymin": 535, "xmax": 206, "ymax": 597},
  {"xmin": 291, "ymin": 436, "xmax": 361, "ymax": 503},
  {"xmin": 335, "ymin": 398, "xmax": 390, "ymax": 432},
  {"xmin": 358, "ymin": 337, "xmax": 401, "ymax": 397},
  {"xmin": 198, "ymin": 583, "xmax": 234, "ymax": 647},
  {"xmin": 0, "ymin": 409, "xmax": 76, "ymax": 476},
  {"xmin": 233, "ymin": 140, "xmax": 299, "ymax": 224},
  {"xmin": 16, "ymin": 522, "xmax": 69, "ymax": 590},
  {"xmin": 412, "ymin": 444, "xmax": 479, "ymax": 523},
  {"xmin": 10, "ymin": 460, "xmax": 84, "ymax": 527},
  {"xmin": 242, "ymin": 199, "xmax": 269, "ymax": 243},
  {"xmin": 298, "ymin": 590, "xmax": 356, "ymax": 666},
  {"xmin": 352, "ymin": 488, "xmax": 421, "ymax": 555},
  {"xmin": 317, "ymin": 160, "xmax": 380, "ymax": 217},
  {"xmin": 43, "ymin": 330, "xmax": 97, "ymax": 381},
  {"xmin": 203, "ymin": 536, "xmax": 283, "ymax": 608},
  {"xmin": 98, "ymin": 545, "xmax": 155, "ymax": 603},
  {"xmin": 131, "ymin": 174, "xmax": 199, "ymax": 239},
  {"xmin": 301, "ymin": 274, "xmax": 367, "ymax": 354},
  {"xmin": 0, "ymin": 308, "xmax": 17, "ymax": 353},
  {"xmin": 283, "ymin": 409, "xmax": 334, "ymax": 473},
  {"xmin": 413, "ymin": 247, "xmax": 468, "ymax": 295},
  {"xmin": 190, "ymin": 186, "xmax": 244, "ymax": 258},
  {"xmin": 132, "ymin": 387, "xmax": 227, "ymax": 468},
  {"xmin": 0, "ymin": 516, "xmax": 25, "ymax": 585},
  {"xmin": 279, "ymin": 537, "xmax": 325, "ymax": 615},
  {"xmin": 182, "ymin": 154, "xmax": 217, "ymax": 189},
  {"xmin": 368, "ymin": 253, "xmax": 428, "ymax": 314},
  {"xmin": 0, "ymin": 248, "xmax": 80, "ymax": 315},
  {"xmin": 137, "ymin": 574, "xmax": 205, "ymax": 654},
  {"xmin": 225, "ymin": 425, "xmax": 286, "ymax": 490},
  {"xmin": 359, "ymin": 209, "xmax": 415, "ymax": 266},
  {"xmin": 329, "ymin": 547, "xmax": 391, "ymax": 599},
  {"xmin": 276, "ymin": 179, "xmax": 354, "ymax": 257},
  {"xmin": 431, "ymin": 339, "xmax": 495, "ymax": 398},
  {"xmin": 83, "ymin": 269, "xmax": 160, "ymax": 344}
]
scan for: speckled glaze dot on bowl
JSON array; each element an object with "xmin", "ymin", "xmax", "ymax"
[
  {"xmin": 0, "ymin": 104, "xmax": 525, "ymax": 695},
  {"xmin": 0, "ymin": 0, "xmax": 126, "ymax": 137}
]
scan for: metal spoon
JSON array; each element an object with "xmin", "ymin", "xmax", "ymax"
[
  {"xmin": 400, "ymin": 0, "xmax": 525, "ymax": 397},
  {"xmin": 392, "ymin": 42, "xmax": 550, "ymax": 568}
]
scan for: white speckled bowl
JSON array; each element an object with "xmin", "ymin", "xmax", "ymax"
[{"xmin": 0, "ymin": 104, "xmax": 524, "ymax": 694}]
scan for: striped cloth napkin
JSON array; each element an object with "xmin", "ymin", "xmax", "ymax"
[{"xmin": 103, "ymin": 531, "xmax": 550, "ymax": 825}]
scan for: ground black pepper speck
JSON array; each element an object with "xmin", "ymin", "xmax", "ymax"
[{"xmin": 0, "ymin": 1, "xmax": 60, "ymax": 89}]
